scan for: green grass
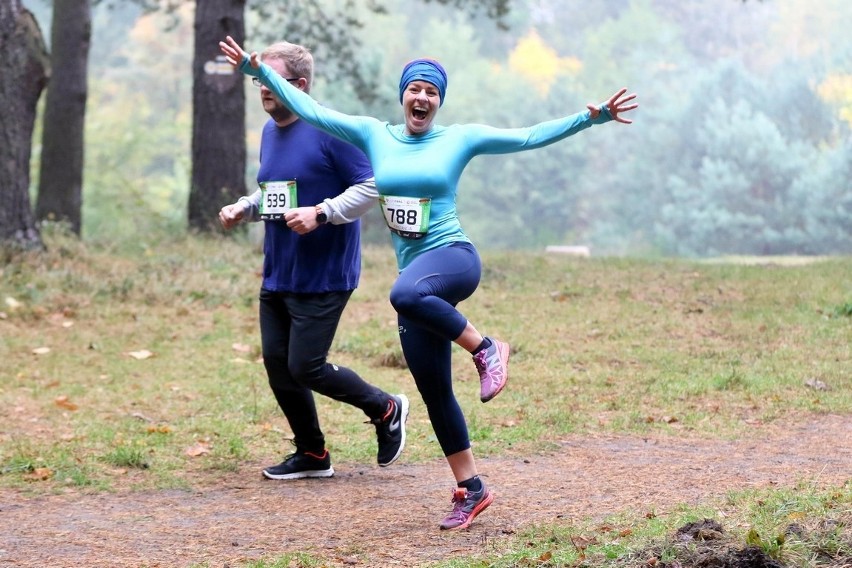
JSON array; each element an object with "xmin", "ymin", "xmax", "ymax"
[
  {"xmin": 1, "ymin": 229, "xmax": 849, "ymax": 477},
  {"xmin": 420, "ymin": 481, "xmax": 851, "ymax": 568},
  {"xmin": 1, "ymin": 228, "xmax": 850, "ymax": 566}
]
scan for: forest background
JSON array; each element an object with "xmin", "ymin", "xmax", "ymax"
[{"xmin": 22, "ymin": 0, "xmax": 852, "ymax": 258}]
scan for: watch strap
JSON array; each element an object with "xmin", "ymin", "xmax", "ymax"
[{"xmin": 315, "ymin": 204, "xmax": 328, "ymax": 224}]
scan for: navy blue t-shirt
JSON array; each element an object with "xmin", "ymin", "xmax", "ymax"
[{"xmin": 257, "ymin": 118, "xmax": 373, "ymax": 293}]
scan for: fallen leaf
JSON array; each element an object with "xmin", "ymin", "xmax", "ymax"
[
  {"xmin": 805, "ymin": 378, "xmax": 830, "ymax": 391},
  {"xmin": 746, "ymin": 528, "xmax": 763, "ymax": 546},
  {"xmin": 232, "ymin": 343, "xmax": 252, "ymax": 353},
  {"xmin": 185, "ymin": 443, "xmax": 211, "ymax": 457},
  {"xmin": 127, "ymin": 350, "xmax": 154, "ymax": 360},
  {"xmin": 24, "ymin": 467, "xmax": 53, "ymax": 481},
  {"xmin": 32, "ymin": 347, "xmax": 51, "ymax": 355},
  {"xmin": 54, "ymin": 396, "xmax": 79, "ymax": 411},
  {"xmin": 570, "ymin": 535, "xmax": 597, "ymax": 550}
]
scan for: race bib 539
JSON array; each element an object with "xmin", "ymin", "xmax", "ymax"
[{"xmin": 259, "ymin": 180, "xmax": 298, "ymax": 220}]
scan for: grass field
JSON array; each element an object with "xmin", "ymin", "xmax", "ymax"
[{"xmin": 1, "ymin": 227, "xmax": 849, "ymax": 566}]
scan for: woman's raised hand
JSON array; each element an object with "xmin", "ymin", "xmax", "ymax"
[{"xmin": 587, "ymin": 88, "xmax": 639, "ymax": 124}]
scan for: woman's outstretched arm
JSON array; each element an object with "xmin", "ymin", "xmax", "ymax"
[{"xmin": 219, "ymin": 35, "xmax": 376, "ymax": 149}]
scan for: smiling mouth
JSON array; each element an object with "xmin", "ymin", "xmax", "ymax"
[{"xmin": 412, "ymin": 106, "xmax": 428, "ymax": 120}]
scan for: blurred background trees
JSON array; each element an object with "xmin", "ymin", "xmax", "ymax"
[
  {"xmin": 33, "ymin": 0, "xmax": 90, "ymax": 236},
  {"xmin": 0, "ymin": 0, "xmax": 48, "ymax": 251},
  {"xmin": 9, "ymin": 0, "xmax": 852, "ymax": 256}
]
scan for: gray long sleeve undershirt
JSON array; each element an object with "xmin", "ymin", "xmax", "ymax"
[{"xmin": 237, "ymin": 177, "xmax": 378, "ymax": 224}]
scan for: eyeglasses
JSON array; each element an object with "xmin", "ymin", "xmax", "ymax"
[{"xmin": 251, "ymin": 77, "xmax": 300, "ymax": 88}]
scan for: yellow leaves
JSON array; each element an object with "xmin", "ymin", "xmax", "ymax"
[
  {"xmin": 508, "ymin": 30, "xmax": 582, "ymax": 96},
  {"xmin": 817, "ymin": 73, "xmax": 852, "ymax": 127}
]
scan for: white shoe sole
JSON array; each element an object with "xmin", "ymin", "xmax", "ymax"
[{"xmin": 262, "ymin": 467, "xmax": 335, "ymax": 480}]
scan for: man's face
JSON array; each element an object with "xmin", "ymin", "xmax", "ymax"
[{"xmin": 259, "ymin": 58, "xmax": 301, "ymax": 123}]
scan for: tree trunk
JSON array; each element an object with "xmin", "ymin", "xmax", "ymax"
[
  {"xmin": 35, "ymin": 0, "xmax": 91, "ymax": 236},
  {"xmin": 0, "ymin": 0, "xmax": 49, "ymax": 251},
  {"xmin": 188, "ymin": 0, "xmax": 247, "ymax": 232}
]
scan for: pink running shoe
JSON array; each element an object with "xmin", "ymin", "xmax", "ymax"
[
  {"xmin": 473, "ymin": 337, "xmax": 510, "ymax": 402},
  {"xmin": 439, "ymin": 485, "xmax": 494, "ymax": 531}
]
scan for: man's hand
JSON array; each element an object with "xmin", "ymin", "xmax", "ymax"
[
  {"xmin": 219, "ymin": 203, "xmax": 246, "ymax": 230},
  {"xmin": 285, "ymin": 207, "xmax": 321, "ymax": 235}
]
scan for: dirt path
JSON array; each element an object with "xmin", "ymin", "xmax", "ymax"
[{"xmin": 1, "ymin": 414, "xmax": 849, "ymax": 568}]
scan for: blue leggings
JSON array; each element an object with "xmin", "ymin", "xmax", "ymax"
[{"xmin": 389, "ymin": 242, "xmax": 481, "ymax": 456}]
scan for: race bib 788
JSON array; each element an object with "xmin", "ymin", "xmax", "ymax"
[{"xmin": 379, "ymin": 195, "xmax": 431, "ymax": 239}]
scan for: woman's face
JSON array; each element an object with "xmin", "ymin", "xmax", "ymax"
[{"xmin": 402, "ymin": 80, "xmax": 441, "ymax": 135}]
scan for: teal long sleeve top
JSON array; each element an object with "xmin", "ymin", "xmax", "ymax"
[{"xmin": 243, "ymin": 58, "xmax": 613, "ymax": 270}]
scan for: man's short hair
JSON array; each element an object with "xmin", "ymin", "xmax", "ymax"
[{"xmin": 261, "ymin": 41, "xmax": 314, "ymax": 91}]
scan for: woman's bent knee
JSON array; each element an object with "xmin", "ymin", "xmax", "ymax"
[{"xmin": 389, "ymin": 287, "xmax": 419, "ymax": 316}]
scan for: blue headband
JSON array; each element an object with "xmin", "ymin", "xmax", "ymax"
[{"xmin": 398, "ymin": 59, "xmax": 448, "ymax": 106}]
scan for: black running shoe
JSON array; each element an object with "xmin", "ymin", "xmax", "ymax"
[
  {"xmin": 262, "ymin": 449, "xmax": 334, "ymax": 480},
  {"xmin": 372, "ymin": 394, "xmax": 409, "ymax": 467}
]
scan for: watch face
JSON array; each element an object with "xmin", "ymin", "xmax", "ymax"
[{"xmin": 316, "ymin": 212, "xmax": 328, "ymax": 224}]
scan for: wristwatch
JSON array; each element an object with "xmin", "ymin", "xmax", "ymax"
[{"xmin": 315, "ymin": 204, "xmax": 328, "ymax": 224}]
